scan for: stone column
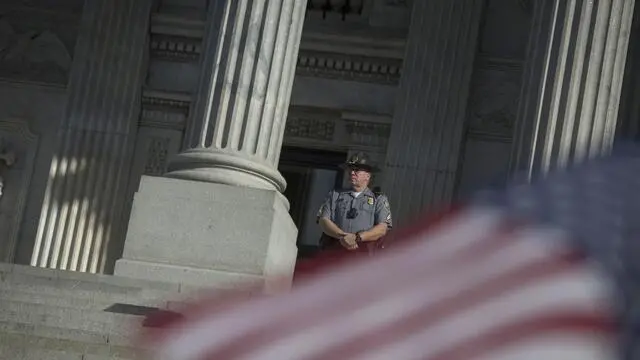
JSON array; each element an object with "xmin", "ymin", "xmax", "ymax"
[
  {"xmin": 616, "ymin": 3, "xmax": 640, "ymax": 140},
  {"xmin": 510, "ymin": 0, "xmax": 636, "ymax": 179},
  {"xmin": 114, "ymin": 0, "xmax": 308, "ymax": 290},
  {"xmin": 176, "ymin": 0, "xmax": 305, "ymax": 191},
  {"xmin": 30, "ymin": 0, "xmax": 152, "ymax": 273},
  {"xmin": 382, "ymin": 0, "xmax": 484, "ymax": 224}
]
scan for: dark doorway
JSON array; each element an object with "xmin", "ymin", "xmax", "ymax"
[{"xmin": 278, "ymin": 146, "xmax": 346, "ymax": 259}]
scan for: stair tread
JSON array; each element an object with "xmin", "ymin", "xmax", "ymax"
[
  {"xmin": 0, "ymin": 287, "xmax": 168, "ymax": 309},
  {"xmin": 0, "ymin": 319, "xmax": 131, "ymax": 347},
  {"xmin": 0, "ymin": 331, "xmax": 139, "ymax": 359},
  {"xmin": 0, "ymin": 263, "xmax": 181, "ymax": 293},
  {"xmin": 0, "ymin": 300, "xmax": 141, "ymax": 336}
]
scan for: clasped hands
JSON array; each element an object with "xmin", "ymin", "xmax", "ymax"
[{"xmin": 339, "ymin": 233, "xmax": 359, "ymax": 251}]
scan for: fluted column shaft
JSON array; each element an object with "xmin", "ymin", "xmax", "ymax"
[
  {"xmin": 510, "ymin": 0, "xmax": 636, "ymax": 179},
  {"xmin": 31, "ymin": 0, "xmax": 151, "ymax": 273},
  {"xmin": 382, "ymin": 0, "xmax": 483, "ymax": 225},
  {"xmin": 171, "ymin": 0, "xmax": 308, "ymax": 192},
  {"xmin": 616, "ymin": 3, "xmax": 640, "ymax": 140}
]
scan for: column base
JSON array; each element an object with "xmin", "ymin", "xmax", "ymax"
[
  {"xmin": 165, "ymin": 148, "xmax": 287, "ymax": 192},
  {"xmin": 114, "ymin": 175, "xmax": 298, "ymax": 291}
]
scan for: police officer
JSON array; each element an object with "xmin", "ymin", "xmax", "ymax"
[{"xmin": 316, "ymin": 152, "xmax": 393, "ymax": 252}]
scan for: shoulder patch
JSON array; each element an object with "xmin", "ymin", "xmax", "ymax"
[
  {"xmin": 383, "ymin": 197, "xmax": 390, "ymax": 211},
  {"xmin": 367, "ymin": 197, "xmax": 374, "ymax": 205}
]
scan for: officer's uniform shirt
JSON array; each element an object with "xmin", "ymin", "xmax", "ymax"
[{"xmin": 317, "ymin": 187, "xmax": 393, "ymax": 234}]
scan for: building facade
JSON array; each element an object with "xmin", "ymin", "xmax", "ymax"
[{"xmin": 0, "ymin": 0, "xmax": 638, "ymax": 280}]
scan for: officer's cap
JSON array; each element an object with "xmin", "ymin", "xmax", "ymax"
[{"xmin": 340, "ymin": 152, "xmax": 378, "ymax": 172}]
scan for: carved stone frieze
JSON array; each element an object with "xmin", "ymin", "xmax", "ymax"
[
  {"xmin": 140, "ymin": 109, "xmax": 188, "ymax": 131},
  {"xmin": 285, "ymin": 116, "xmax": 336, "ymax": 141},
  {"xmin": 283, "ymin": 106, "xmax": 393, "ymax": 153},
  {"xmin": 140, "ymin": 90, "xmax": 190, "ymax": 130},
  {"xmin": 148, "ymin": 13, "xmax": 405, "ymax": 85},
  {"xmin": 144, "ymin": 137, "xmax": 171, "ymax": 176},
  {"xmin": 150, "ymin": 34, "xmax": 202, "ymax": 62},
  {"xmin": 297, "ymin": 50, "xmax": 402, "ymax": 84},
  {"xmin": 0, "ymin": 19, "xmax": 72, "ymax": 84},
  {"xmin": 140, "ymin": 90, "xmax": 393, "ymax": 152},
  {"xmin": 467, "ymin": 61, "xmax": 523, "ymax": 138},
  {"xmin": 148, "ymin": 33, "xmax": 404, "ymax": 84},
  {"xmin": 344, "ymin": 120, "xmax": 391, "ymax": 147},
  {"xmin": 306, "ymin": 0, "xmax": 366, "ymax": 18},
  {"xmin": 142, "ymin": 91, "xmax": 191, "ymax": 110}
]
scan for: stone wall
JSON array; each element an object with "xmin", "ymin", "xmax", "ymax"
[
  {"xmin": 0, "ymin": 0, "xmax": 82, "ymax": 263},
  {"xmin": 0, "ymin": 84, "xmax": 67, "ymax": 264}
]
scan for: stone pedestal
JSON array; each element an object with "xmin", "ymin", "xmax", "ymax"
[
  {"xmin": 382, "ymin": 0, "xmax": 484, "ymax": 224},
  {"xmin": 510, "ymin": 0, "xmax": 636, "ymax": 179},
  {"xmin": 115, "ymin": 0, "xmax": 307, "ymax": 289},
  {"xmin": 114, "ymin": 177, "xmax": 297, "ymax": 290}
]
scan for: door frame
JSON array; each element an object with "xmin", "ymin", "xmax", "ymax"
[{"xmin": 278, "ymin": 146, "xmax": 347, "ymax": 258}]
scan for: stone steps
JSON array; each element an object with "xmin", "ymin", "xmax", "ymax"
[
  {"xmin": 0, "ymin": 299, "xmax": 139, "ymax": 337},
  {"xmin": 0, "ymin": 289, "xmax": 141, "ymax": 312},
  {"xmin": 0, "ymin": 264, "xmax": 181, "ymax": 306},
  {"xmin": 0, "ymin": 331, "xmax": 138, "ymax": 360},
  {"xmin": 0, "ymin": 264, "xmax": 193, "ymax": 359},
  {"xmin": 0, "ymin": 319, "xmax": 129, "ymax": 347}
]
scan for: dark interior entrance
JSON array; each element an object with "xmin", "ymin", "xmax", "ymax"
[{"xmin": 278, "ymin": 146, "xmax": 346, "ymax": 259}]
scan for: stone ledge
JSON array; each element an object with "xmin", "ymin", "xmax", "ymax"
[{"xmin": 2, "ymin": 263, "xmax": 182, "ymax": 292}]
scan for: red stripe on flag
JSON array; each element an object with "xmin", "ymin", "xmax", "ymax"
[{"xmin": 139, "ymin": 208, "xmax": 616, "ymax": 360}]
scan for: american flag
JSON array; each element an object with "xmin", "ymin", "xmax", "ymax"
[{"xmin": 139, "ymin": 151, "xmax": 640, "ymax": 360}]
